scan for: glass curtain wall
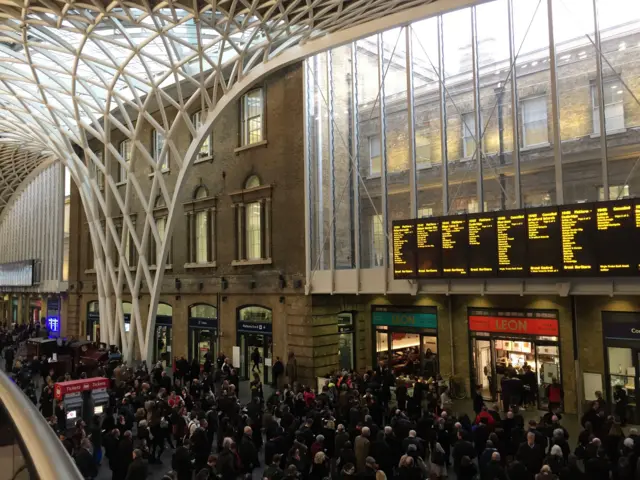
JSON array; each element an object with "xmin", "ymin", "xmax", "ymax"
[{"xmin": 306, "ymin": 0, "xmax": 640, "ymax": 275}]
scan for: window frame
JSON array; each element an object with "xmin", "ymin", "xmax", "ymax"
[
  {"xmin": 152, "ymin": 129, "xmax": 169, "ymax": 172},
  {"xmin": 230, "ymin": 178, "xmax": 272, "ymax": 266},
  {"xmin": 192, "ymin": 110, "xmax": 213, "ymax": 162},
  {"xmin": 520, "ymin": 95, "xmax": 549, "ymax": 148},
  {"xmin": 415, "ymin": 130, "xmax": 431, "ymax": 169},
  {"xmin": 118, "ymin": 139, "xmax": 131, "ymax": 184},
  {"xmin": 369, "ymin": 135, "xmax": 382, "ymax": 177},
  {"xmin": 371, "ymin": 214, "xmax": 385, "ymax": 267},
  {"xmin": 240, "ymin": 88, "xmax": 265, "ymax": 147},
  {"xmin": 461, "ymin": 112, "xmax": 477, "ymax": 159},
  {"xmin": 591, "ymin": 79, "xmax": 625, "ymax": 135},
  {"xmin": 598, "ymin": 184, "xmax": 629, "ymax": 201},
  {"xmin": 184, "ymin": 186, "xmax": 216, "ymax": 268}
]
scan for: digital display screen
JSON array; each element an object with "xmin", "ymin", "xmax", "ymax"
[
  {"xmin": 527, "ymin": 207, "xmax": 561, "ymax": 275},
  {"xmin": 560, "ymin": 204, "xmax": 596, "ymax": 274},
  {"xmin": 467, "ymin": 214, "xmax": 497, "ymax": 276},
  {"xmin": 496, "ymin": 211, "xmax": 527, "ymax": 276},
  {"xmin": 67, "ymin": 410, "xmax": 77, "ymax": 420},
  {"xmin": 392, "ymin": 221, "xmax": 417, "ymax": 278},
  {"xmin": 441, "ymin": 217, "xmax": 468, "ymax": 276},
  {"xmin": 391, "ymin": 198, "xmax": 640, "ymax": 279},
  {"xmin": 94, "ymin": 405, "xmax": 104, "ymax": 415},
  {"xmin": 416, "ymin": 219, "xmax": 441, "ymax": 277}
]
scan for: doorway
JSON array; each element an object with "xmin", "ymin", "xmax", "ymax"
[
  {"xmin": 190, "ymin": 328, "xmax": 216, "ymax": 365},
  {"xmin": 154, "ymin": 325, "xmax": 172, "ymax": 368},
  {"xmin": 239, "ymin": 332, "xmax": 273, "ymax": 384},
  {"xmin": 606, "ymin": 346, "xmax": 638, "ymax": 423},
  {"xmin": 86, "ymin": 301, "xmax": 100, "ymax": 342}
]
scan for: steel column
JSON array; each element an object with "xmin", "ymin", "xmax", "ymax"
[
  {"xmin": 547, "ymin": 0, "xmax": 564, "ymax": 204},
  {"xmin": 471, "ymin": 6, "xmax": 484, "ymax": 211},
  {"xmin": 406, "ymin": 26, "xmax": 418, "ymax": 218},
  {"xmin": 438, "ymin": 16, "xmax": 449, "ymax": 214},
  {"xmin": 507, "ymin": 0, "xmax": 522, "ymax": 208},
  {"xmin": 593, "ymin": 0, "xmax": 609, "ymax": 199}
]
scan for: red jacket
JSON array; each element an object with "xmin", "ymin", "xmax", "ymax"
[{"xmin": 475, "ymin": 410, "xmax": 496, "ymax": 426}]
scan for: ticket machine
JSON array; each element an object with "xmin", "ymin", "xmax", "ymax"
[{"xmin": 54, "ymin": 377, "xmax": 110, "ymax": 429}]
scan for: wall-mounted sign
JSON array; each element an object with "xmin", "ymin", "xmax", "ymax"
[
  {"xmin": 602, "ymin": 311, "xmax": 640, "ymax": 340},
  {"xmin": 238, "ymin": 321, "xmax": 272, "ymax": 334},
  {"xmin": 189, "ymin": 318, "xmax": 218, "ymax": 329},
  {"xmin": 156, "ymin": 315, "xmax": 172, "ymax": 327},
  {"xmin": 372, "ymin": 306, "xmax": 438, "ymax": 329},
  {"xmin": 0, "ymin": 260, "xmax": 35, "ymax": 287},
  {"xmin": 47, "ymin": 317, "xmax": 60, "ymax": 335},
  {"xmin": 468, "ymin": 308, "xmax": 559, "ymax": 336}
]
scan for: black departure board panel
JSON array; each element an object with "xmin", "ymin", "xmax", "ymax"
[
  {"xmin": 392, "ymin": 198, "xmax": 640, "ymax": 279},
  {"xmin": 416, "ymin": 219, "xmax": 441, "ymax": 277},
  {"xmin": 392, "ymin": 221, "xmax": 417, "ymax": 278},
  {"xmin": 468, "ymin": 214, "xmax": 497, "ymax": 276},
  {"xmin": 441, "ymin": 217, "xmax": 468, "ymax": 276},
  {"xmin": 527, "ymin": 207, "xmax": 561, "ymax": 275},
  {"xmin": 497, "ymin": 211, "xmax": 527, "ymax": 276},
  {"xmin": 560, "ymin": 205, "xmax": 596, "ymax": 274},
  {"xmin": 594, "ymin": 200, "xmax": 635, "ymax": 274}
]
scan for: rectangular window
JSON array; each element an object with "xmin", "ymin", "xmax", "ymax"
[
  {"xmin": 369, "ymin": 136, "xmax": 381, "ymax": 176},
  {"xmin": 598, "ymin": 184, "xmax": 629, "ymax": 201},
  {"xmin": 241, "ymin": 89, "xmax": 264, "ymax": 146},
  {"xmin": 246, "ymin": 202, "xmax": 262, "ymax": 260},
  {"xmin": 156, "ymin": 216, "xmax": 167, "ymax": 264},
  {"xmin": 94, "ymin": 151, "xmax": 105, "ymax": 189},
  {"xmin": 415, "ymin": 130, "xmax": 431, "ymax": 169},
  {"xmin": 152, "ymin": 130, "xmax": 169, "ymax": 171},
  {"xmin": 462, "ymin": 113, "xmax": 476, "ymax": 158},
  {"xmin": 192, "ymin": 111, "xmax": 212, "ymax": 159},
  {"xmin": 119, "ymin": 140, "xmax": 131, "ymax": 183},
  {"xmin": 195, "ymin": 210, "xmax": 208, "ymax": 263},
  {"xmin": 521, "ymin": 96, "xmax": 548, "ymax": 147},
  {"xmin": 592, "ymin": 80, "xmax": 625, "ymax": 134},
  {"xmin": 467, "ymin": 199, "xmax": 488, "ymax": 213},
  {"xmin": 371, "ymin": 214, "xmax": 384, "ymax": 267}
]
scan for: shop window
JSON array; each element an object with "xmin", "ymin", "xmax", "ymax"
[
  {"xmin": 369, "ymin": 136, "xmax": 381, "ymax": 177},
  {"xmin": 118, "ymin": 139, "xmax": 131, "ymax": 183},
  {"xmin": 152, "ymin": 129, "xmax": 169, "ymax": 171},
  {"xmin": 592, "ymin": 79, "xmax": 625, "ymax": 134},
  {"xmin": 370, "ymin": 214, "xmax": 384, "ymax": 267},
  {"xmin": 185, "ymin": 186, "xmax": 216, "ymax": 266},
  {"xmin": 241, "ymin": 88, "xmax": 264, "ymax": 146},
  {"xmin": 415, "ymin": 130, "xmax": 431, "ymax": 169},
  {"xmin": 231, "ymin": 176, "xmax": 272, "ymax": 265},
  {"xmin": 521, "ymin": 96, "xmax": 548, "ymax": 147},
  {"xmin": 192, "ymin": 110, "xmax": 213, "ymax": 161},
  {"xmin": 150, "ymin": 196, "xmax": 171, "ymax": 266},
  {"xmin": 598, "ymin": 184, "xmax": 629, "ymax": 201}
]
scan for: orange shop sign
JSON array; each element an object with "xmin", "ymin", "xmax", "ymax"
[{"xmin": 468, "ymin": 315, "xmax": 559, "ymax": 336}]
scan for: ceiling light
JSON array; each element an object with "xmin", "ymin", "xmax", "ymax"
[
  {"xmin": 560, "ymin": 54, "xmax": 571, "ymax": 60},
  {"xmin": 617, "ymin": 90, "xmax": 623, "ymax": 94},
  {"xmin": 611, "ymin": 85, "xmax": 618, "ymax": 89},
  {"xmin": 521, "ymin": 64, "xmax": 528, "ymax": 68},
  {"xmin": 532, "ymin": 61, "xmax": 538, "ymax": 66}
]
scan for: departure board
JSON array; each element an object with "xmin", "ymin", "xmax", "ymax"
[
  {"xmin": 467, "ymin": 214, "xmax": 497, "ymax": 276},
  {"xmin": 392, "ymin": 198, "xmax": 640, "ymax": 279},
  {"xmin": 392, "ymin": 221, "xmax": 417, "ymax": 278},
  {"xmin": 441, "ymin": 217, "xmax": 468, "ymax": 276},
  {"xmin": 594, "ymin": 200, "xmax": 635, "ymax": 274},
  {"xmin": 527, "ymin": 207, "xmax": 561, "ymax": 275},
  {"xmin": 416, "ymin": 219, "xmax": 441, "ymax": 277},
  {"xmin": 496, "ymin": 211, "xmax": 527, "ymax": 276},
  {"xmin": 560, "ymin": 205, "xmax": 596, "ymax": 274}
]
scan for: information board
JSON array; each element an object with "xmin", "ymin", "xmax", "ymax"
[{"xmin": 391, "ymin": 198, "xmax": 640, "ymax": 279}]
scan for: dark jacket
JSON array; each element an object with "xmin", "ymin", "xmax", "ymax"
[
  {"xmin": 516, "ymin": 442, "xmax": 545, "ymax": 477},
  {"xmin": 239, "ymin": 434, "xmax": 259, "ymax": 472},
  {"xmin": 124, "ymin": 457, "xmax": 148, "ymax": 480},
  {"xmin": 75, "ymin": 448, "xmax": 98, "ymax": 479},
  {"xmin": 172, "ymin": 446, "xmax": 192, "ymax": 480}
]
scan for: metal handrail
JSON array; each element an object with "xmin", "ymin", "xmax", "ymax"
[{"xmin": 0, "ymin": 370, "xmax": 82, "ymax": 479}]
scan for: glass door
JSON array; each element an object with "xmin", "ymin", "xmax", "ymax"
[
  {"xmin": 536, "ymin": 343, "xmax": 561, "ymax": 410},
  {"xmin": 191, "ymin": 329, "xmax": 216, "ymax": 365},
  {"xmin": 607, "ymin": 347, "xmax": 636, "ymax": 423},
  {"xmin": 475, "ymin": 339, "xmax": 493, "ymax": 401},
  {"xmin": 155, "ymin": 326, "xmax": 172, "ymax": 368}
]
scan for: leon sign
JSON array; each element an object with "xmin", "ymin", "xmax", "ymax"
[{"xmin": 468, "ymin": 315, "xmax": 559, "ymax": 336}]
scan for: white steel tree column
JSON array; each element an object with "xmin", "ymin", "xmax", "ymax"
[{"xmin": 0, "ymin": 0, "xmax": 446, "ymax": 362}]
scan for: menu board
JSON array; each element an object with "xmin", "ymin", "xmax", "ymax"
[
  {"xmin": 416, "ymin": 219, "xmax": 441, "ymax": 276},
  {"xmin": 527, "ymin": 207, "xmax": 561, "ymax": 275},
  {"xmin": 392, "ymin": 221, "xmax": 417, "ymax": 278},
  {"xmin": 467, "ymin": 214, "xmax": 497, "ymax": 276},
  {"xmin": 594, "ymin": 200, "xmax": 635, "ymax": 274},
  {"xmin": 441, "ymin": 217, "xmax": 467, "ymax": 276},
  {"xmin": 391, "ymin": 198, "xmax": 640, "ymax": 279},
  {"xmin": 496, "ymin": 211, "xmax": 527, "ymax": 276},
  {"xmin": 560, "ymin": 205, "xmax": 596, "ymax": 274}
]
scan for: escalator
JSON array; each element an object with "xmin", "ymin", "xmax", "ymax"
[{"xmin": 0, "ymin": 371, "xmax": 82, "ymax": 479}]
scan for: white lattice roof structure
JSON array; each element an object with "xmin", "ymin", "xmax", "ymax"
[{"xmin": 0, "ymin": 0, "xmax": 458, "ymax": 360}]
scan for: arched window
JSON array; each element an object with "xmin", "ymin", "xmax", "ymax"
[
  {"xmin": 189, "ymin": 304, "xmax": 217, "ymax": 319},
  {"xmin": 238, "ymin": 306, "xmax": 272, "ymax": 323},
  {"xmin": 245, "ymin": 175, "xmax": 261, "ymax": 189},
  {"xmin": 244, "ymin": 176, "xmax": 262, "ymax": 260},
  {"xmin": 158, "ymin": 303, "xmax": 173, "ymax": 317},
  {"xmin": 186, "ymin": 185, "xmax": 216, "ymax": 265},
  {"xmin": 231, "ymin": 177, "xmax": 271, "ymax": 264}
]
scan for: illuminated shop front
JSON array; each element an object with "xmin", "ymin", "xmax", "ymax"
[
  {"xmin": 469, "ymin": 307, "xmax": 561, "ymax": 410},
  {"xmin": 188, "ymin": 304, "xmax": 218, "ymax": 366},
  {"xmin": 373, "ymin": 306, "xmax": 438, "ymax": 379}
]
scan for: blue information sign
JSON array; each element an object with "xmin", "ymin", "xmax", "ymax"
[
  {"xmin": 238, "ymin": 322, "xmax": 272, "ymax": 334},
  {"xmin": 189, "ymin": 317, "xmax": 218, "ymax": 329}
]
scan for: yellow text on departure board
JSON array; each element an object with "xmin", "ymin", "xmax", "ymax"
[
  {"xmin": 560, "ymin": 208, "xmax": 592, "ymax": 270},
  {"xmin": 497, "ymin": 214, "xmax": 525, "ymax": 271},
  {"xmin": 528, "ymin": 210, "xmax": 559, "ymax": 274}
]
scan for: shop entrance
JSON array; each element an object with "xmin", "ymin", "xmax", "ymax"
[
  {"xmin": 237, "ymin": 306, "xmax": 273, "ymax": 384},
  {"xmin": 468, "ymin": 308, "xmax": 561, "ymax": 411},
  {"xmin": 188, "ymin": 304, "xmax": 218, "ymax": 366},
  {"xmin": 154, "ymin": 303, "xmax": 173, "ymax": 369},
  {"xmin": 338, "ymin": 312, "xmax": 355, "ymax": 372},
  {"xmin": 86, "ymin": 301, "xmax": 100, "ymax": 341}
]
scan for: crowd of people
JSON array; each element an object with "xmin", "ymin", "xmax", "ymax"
[{"xmin": 0, "ymin": 320, "xmax": 637, "ymax": 480}]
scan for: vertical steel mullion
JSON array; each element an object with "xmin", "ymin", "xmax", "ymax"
[
  {"xmin": 351, "ymin": 43, "xmax": 361, "ymax": 283},
  {"xmin": 438, "ymin": 16, "xmax": 449, "ymax": 214},
  {"xmin": 471, "ymin": 6, "xmax": 484, "ymax": 211},
  {"xmin": 406, "ymin": 26, "xmax": 417, "ymax": 218},
  {"xmin": 508, "ymin": 0, "xmax": 522, "ymax": 208},
  {"xmin": 377, "ymin": 33, "xmax": 389, "ymax": 287},
  {"xmin": 593, "ymin": 0, "xmax": 609, "ymax": 199},
  {"xmin": 327, "ymin": 51, "xmax": 336, "ymax": 286},
  {"xmin": 547, "ymin": 0, "xmax": 564, "ymax": 204},
  {"xmin": 303, "ymin": 61, "xmax": 312, "ymax": 293},
  {"xmin": 315, "ymin": 55, "xmax": 324, "ymax": 270}
]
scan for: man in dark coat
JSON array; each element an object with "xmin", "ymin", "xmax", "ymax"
[
  {"xmin": 239, "ymin": 426, "xmax": 259, "ymax": 474},
  {"xmin": 115, "ymin": 431, "xmax": 134, "ymax": 480},
  {"xmin": 172, "ymin": 439, "xmax": 192, "ymax": 480},
  {"xmin": 125, "ymin": 449, "xmax": 148, "ymax": 480},
  {"xmin": 516, "ymin": 431, "xmax": 545, "ymax": 478},
  {"xmin": 484, "ymin": 451, "xmax": 508, "ymax": 480},
  {"xmin": 452, "ymin": 430, "xmax": 476, "ymax": 474}
]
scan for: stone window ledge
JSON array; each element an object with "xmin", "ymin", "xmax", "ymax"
[
  {"xmin": 149, "ymin": 264, "xmax": 173, "ymax": 271},
  {"xmin": 184, "ymin": 262, "xmax": 217, "ymax": 269},
  {"xmin": 234, "ymin": 140, "xmax": 268, "ymax": 153},
  {"xmin": 194, "ymin": 156, "xmax": 213, "ymax": 164},
  {"xmin": 520, "ymin": 142, "xmax": 550, "ymax": 152},
  {"xmin": 231, "ymin": 258, "xmax": 272, "ymax": 266},
  {"xmin": 590, "ymin": 128, "xmax": 627, "ymax": 139},
  {"xmin": 84, "ymin": 269, "xmax": 96, "ymax": 274}
]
